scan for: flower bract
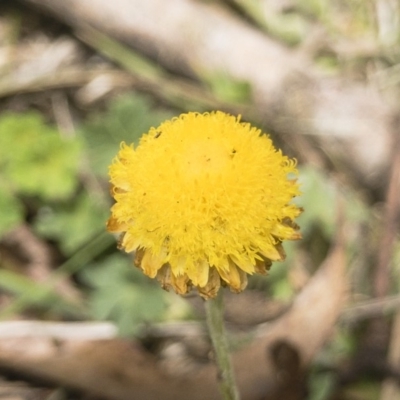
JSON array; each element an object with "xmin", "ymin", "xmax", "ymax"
[{"xmin": 107, "ymin": 111, "xmax": 301, "ymax": 298}]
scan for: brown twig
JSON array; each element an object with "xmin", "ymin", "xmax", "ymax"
[
  {"xmin": 352, "ymin": 116, "xmax": 400, "ymax": 399},
  {"xmin": 341, "ymin": 295, "xmax": 400, "ymax": 324},
  {"xmin": 1, "ymin": 224, "xmax": 81, "ymax": 302},
  {"xmin": 377, "ymin": 117, "xmax": 400, "ymax": 400},
  {"xmin": 375, "ymin": 122, "xmax": 400, "ymax": 298}
]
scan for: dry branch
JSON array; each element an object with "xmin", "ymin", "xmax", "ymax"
[
  {"xmin": 0, "ymin": 321, "xmax": 117, "ymax": 340},
  {"xmin": 2, "ymin": 224, "xmax": 81, "ymax": 302},
  {"xmin": 0, "ymin": 229, "xmax": 346, "ymax": 400}
]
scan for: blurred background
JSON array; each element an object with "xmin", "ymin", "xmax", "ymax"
[{"xmin": 0, "ymin": 0, "xmax": 399, "ymax": 399}]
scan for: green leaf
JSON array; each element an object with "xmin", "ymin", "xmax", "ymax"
[
  {"xmin": 0, "ymin": 179, "xmax": 24, "ymax": 236},
  {"xmin": 295, "ymin": 166, "xmax": 337, "ymax": 238},
  {"xmin": 308, "ymin": 370, "xmax": 336, "ymax": 400},
  {"xmin": 0, "ymin": 269, "xmax": 85, "ymax": 318},
  {"xmin": 202, "ymin": 71, "xmax": 252, "ymax": 104},
  {"xmin": 80, "ymin": 93, "xmax": 173, "ymax": 177},
  {"xmin": 0, "ymin": 111, "xmax": 81, "ymax": 200},
  {"xmin": 81, "ymin": 254, "xmax": 168, "ymax": 335},
  {"xmin": 34, "ymin": 192, "xmax": 110, "ymax": 255},
  {"xmin": 268, "ymin": 241, "xmax": 297, "ymax": 299},
  {"xmin": 296, "ymin": 166, "xmax": 369, "ymax": 238}
]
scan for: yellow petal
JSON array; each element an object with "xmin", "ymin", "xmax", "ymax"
[
  {"xmin": 156, "ymin": 264, "xmax": 172, "ymax": 291},
  {"xmin": 218, "ymin": 259, "xmax": 247, "ymax": 292},
  {"xmin": 170, "ymin": 273, "xmax": 190, "ymax": 295},
  {"xmin": 198, "ymin": 267, "xmax": 221, "ymax": 299},
  {"xmin": 190, "ymin": 260, "xmax": 210, "ymax": 288},
  {"xmin": 121, "ymin": 233, "xmax": 141, "ymax": 253},
  {"xmin": 271, "ymin": 223, "xmax": 301, "ymax": 240},
  {"xmin": 254, "ymin": 256, "xmax": 272, "ymax": 275},
  {"xmin": 259, "ymin": 242, "xmax": 286, "ymax": 261},
  {"xmin": 288, "ymin": 230, "xmax": 302, "ymax": 240},
  {"xmin": 216, "ymin": 256, "xmax": 230, "ymax": 272},
  {"xmin": 134, "ymin": 247, "xmax": 145, "ymax": 267},
  {"xmin": 229, "ymin": 254, "xmax": 255, "ymax": 274},
  {"xmin": 106, "ymin": 216, "xmax": 127, "ymax": 233},
  {"xmin": 237, "ymin": 270, "xmax": 248, "ymax": 292},
  {"xmin": 174, "ymin": 256, "xmax": 187, "ymax": 276},
  {"xmin": 140, "ymin": 250, "xmax": 166, "ymax": 278}
]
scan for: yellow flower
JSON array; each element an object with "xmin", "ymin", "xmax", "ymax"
[{"xmin": 107, "ymin": 111, "xmax": 301, "ymax": 299}]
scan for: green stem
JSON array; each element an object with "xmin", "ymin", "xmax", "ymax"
[{"xmin": 205, "ymin": 291, "xmax": 240, "ymax": 400}]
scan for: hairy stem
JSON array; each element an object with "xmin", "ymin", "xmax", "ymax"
[{"xmin": 205, "ymin": 291, "xmax": 240, "ymax": 400}]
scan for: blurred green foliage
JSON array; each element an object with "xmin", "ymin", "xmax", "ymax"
[
  {"xmin": 80, "ymin": 94, "xmax": 173, "ymax": 177},
  {"xmin": 35, "ymin": 192, "xmax": 109, "ymax": 255},
  {"xmin": 202, "ymin": 71, "xmax": 252, "ymax": 104},
  {"xmin": 231, "ymin": 0, "xmax": 375, "ymax": 49},
  {"xmin": 0, "ymin": 92, "xmax": 182, "ymax": 334},
  {"xmin": 0, "ymin": 112, "xmax": 81, "ymax": 199},
  {"xmin": 267, "ymin": 165, "xmax": 369, "ymax": 300},
  {"xmin": 0, "ymin": 268, "xmax": 85, "ymax": 319},
  {"xmin": 0, "ymin": 112, "xmax": 81, "ymax": 235},
  {"xmin": 81, "ymin": 254, "xmax": 168, "ymax": 336}
]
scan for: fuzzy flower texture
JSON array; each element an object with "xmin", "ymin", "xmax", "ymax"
[{"xmin": 107, "ymin": 111, "xmax": 301, "ymax": 299}]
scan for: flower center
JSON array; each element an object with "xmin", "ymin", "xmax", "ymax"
[{"xmin": 181, "ymin": 138, "xmax": 230, "ymax": 177}]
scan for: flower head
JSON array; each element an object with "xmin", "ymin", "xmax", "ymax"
[{"xmin": 107, "ymin": 111, "xmax": 301, "ymax": 299}]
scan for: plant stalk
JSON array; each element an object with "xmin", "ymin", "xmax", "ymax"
[{"xmin": 205, "ymin": 290, "xmax": 240, "ymax": 400}]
